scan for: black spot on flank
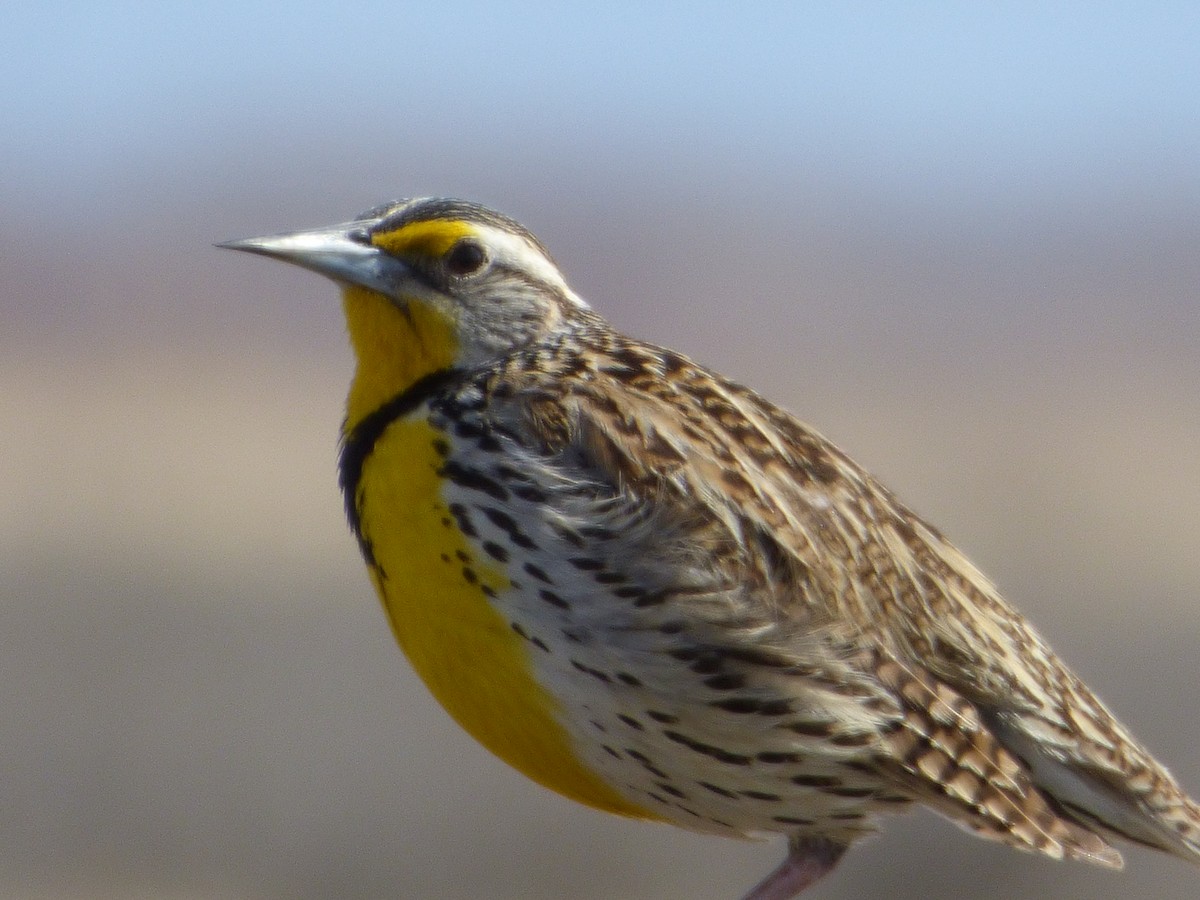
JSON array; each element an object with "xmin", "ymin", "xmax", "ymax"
[
  {"xmin": 539, "ymin": 589, "xmax": 569, "ymax": 609},
  {"xmin": 602, "ymin": 745, "xmax": 620, "ymax": 758},
  {"xmin": 712, "ymin": 697, "xmax": 762, "ymax": 714},
  {"xmin": 646, "ymin": 792, "xmax": 669, "ymax": 805},
  {"xmin": 568, "ymin": 556, "xmax": 604, "ymax": 571},
  {"xmin": 480, "ymin": 585, "xmax": 497, "ymax": 598},
  {"xmin": 455, "ymin": 549, "xmax": 471, "ymax": 563},
  {"xmin": 571, "ymin": 660, "xmax": 612, "ymax": 684},
  {"xmin": 617, "ymin": 714, "xmax": 644, "ymax": 731},
  {"xmin": 703, "ymin": 673, "xmax": 746, "ymax": 691},
  {"xmin": 439, "ymin": 553, "xmax": 451, "ymax": 563},
  {"xmin": 509, "ymin": 532, "xmax": 536, "ymax": 550},
  {"xmin": 647, "ymin": 711, "xmax": 678, "ymax": 724},
  {"xmin": 612, "ymin": 586, "xmax": 645, "ymax": 599},
  {"xmin": 633, "ymin": 590, "xmax": 668, "ymax": 607},
  {"xmin": 757, "ymin": 751, "xmax": 803, "ymax": 764},
  {"xmin": 481, "ymin": 506, "xmax": 517, "ymax": 531},
  {"xmin": 829, "ymin": 812, "xmax": 864, "ymax": 821},
  {"xmin": 481, "ymin": 507, "xmax": 537, "ymax": 549},
  {"xmin": 760, "ymin": 699, "xmax": 794, "ymax": 716},
  {"xmin": 482, "ymin": 541, "xmax": 509, "ymax": 562},
  {"xmin": 658, "ymin": 620, "xmax": 686, "ymax": 635},
  {"xmin": 441, "ymin": 461, "xmax": 509, "ymax": 500},
  {"xmin": 530, "ymin": 636, "xmax": 550, "ymax": 653},
  {"xmin": 592, "ymin": 721, "xmax": 608, "ymax": 733},
  {"xmin": 593, "ymin": 571, "xmax": 627, "ymax": 584},
  {"xmin": 561, "ymin": 628, "xmax": 585, "ymax": 644},
  {"xmin": 720, "ymin": 646, "xmax": 797, "ymax": 669},
  {"xmin": 461, "ymin": 567, "xmax": 478, "ymax": 584},
  {"xmin": 431, "ymin": 438, "xmax": 451, "ymax": 457},
  {"xmin": 615, "ymin": 672, "xmax": 642, "ymax": 687},
  {"xmin": 656, "ymin": 782, "xmax": 687, "ymax": 799},
  {"xmin": 825, "ymin": 785, "xmax": 876, "ymax": 798},
  {"xmin": 698, "ymin": 781, "xmax": 739, "ymax": 798},
  {"xmin": 713, "ymin": 697, "xmax": 794, "ymax": 715},
  {"xmin": 773, "ymin": 816, "xmax": 815, "ymax": 826},
  {"xmin": 510, "ymin": 622, "xmax": 528, "ymax": 638},
  {"xmin": 790, "ymin": 774, "xmax": 841, "ymax": 788},
  {"xmin": 448, "ymin": 503, "xmax": 478, "ymax": 538},
  {"xmin": 787, "ymin": 720, "xmax": 835, "ymax": 738},
  {"xmin": 662, "ymin": 730, "xmax": 752, "ymax": 766},
  {"xmin": 741, "ymin": 790, "xmax": 782, "ymax": 802},
  {"xmin": 523, "ymin": 562, "xmax": 552, "ymax": 583},
  {"xmin": 440, "ymin": 517, "xmax": 453, "ymax": 528},
  {"xmin": 624, "ymin": 752, "xmax": 668, "ymax": 779}
]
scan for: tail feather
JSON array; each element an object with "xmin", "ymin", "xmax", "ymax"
[{"xmin": 990, "ymin": 713, "xmax": 1200, "ymax": 866}]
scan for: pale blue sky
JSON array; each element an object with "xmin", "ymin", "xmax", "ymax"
[{"xmin": 5, "ymin": 2, "xmax": 1199, "ymax": 210}]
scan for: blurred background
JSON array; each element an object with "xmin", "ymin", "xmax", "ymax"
[{"xmin": 3, "ymin": 3, "xmax": 1199, "ymax": 898}]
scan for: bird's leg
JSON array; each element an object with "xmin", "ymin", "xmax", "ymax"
[{"xmin": 740, "ymin": 837, "xmax": 846, "ymax": 900}]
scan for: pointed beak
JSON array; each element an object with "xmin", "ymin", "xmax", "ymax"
[{"xmin": 218, "ymin": 221, "xmax": 404, "ymax": 294}]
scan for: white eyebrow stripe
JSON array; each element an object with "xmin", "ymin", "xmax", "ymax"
[{"xmin": 476, "ymin": 224, "xmax": 580, "ymax": 300}]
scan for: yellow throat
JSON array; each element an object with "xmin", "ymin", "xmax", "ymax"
[{"xmin": 340, "ymin": 284, "xmax": 654, "ymax": 819}]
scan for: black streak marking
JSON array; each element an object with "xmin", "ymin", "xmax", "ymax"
[
  {"xmin": 698, "ymin": 781, "xmax": 738, "ymax": 798},
  {"xmin": 571, "ymin": 660, "xmax": 612, "ymax": 684},
  {"xmin": 662, "ymin": 730, "xmax": 752, "ymax": 766},
  {"xmin": 441, "ymin": 461, "xmax": 510, "ymax": 500},
  {"xmin": 482, "ymin": 541, "xmax": 509, "ymax": 562},
  {"xmin": 339, "ymin": 368, "xmax": 464, "ymax": 564},
  {"xmin": 448, "ymin": 504, "xmax": 478, "ymax": 538},
  {"xmin": 482, "ymin": 507, "xmax": 537, "ymax": 549},
  {"xmin": 539, "ymin": 589, "xmax": 569, "ymax": 609},
  {"xmin": 523, "ymin": 562, "xmax": 552, "ymax": 583}
]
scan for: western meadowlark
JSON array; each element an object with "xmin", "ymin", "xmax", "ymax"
[{"xmin": 222, "ymin": 198, "xmax": 1200, "ymax": 898}]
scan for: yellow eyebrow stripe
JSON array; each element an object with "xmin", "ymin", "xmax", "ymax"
[{"xmin": 371, "ymin": 219, "xmax": 475, "ymax": 258}]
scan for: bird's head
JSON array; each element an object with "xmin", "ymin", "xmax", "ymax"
[{"xmin": 222, "ymin": 198, "xmax": 588, "ymax": 418}]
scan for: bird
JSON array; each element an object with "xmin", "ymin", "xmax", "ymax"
[{"xmin": 221, "ymin": 197, "xmax": 1200, "ymax": 898}]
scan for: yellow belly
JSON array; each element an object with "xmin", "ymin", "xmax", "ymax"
[{"xmin": 356, "ymin": 415, "xmax": 655, "ymax": 819}]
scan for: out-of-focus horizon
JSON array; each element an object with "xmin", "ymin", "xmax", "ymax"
[{"xmin": 3, "ymin": 4, "xmax": 1199, "ymax": 898}]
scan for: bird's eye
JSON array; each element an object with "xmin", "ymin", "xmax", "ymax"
[{"xmin": 445, "ymin": 239, "xmax": 487, "ymax": 276}]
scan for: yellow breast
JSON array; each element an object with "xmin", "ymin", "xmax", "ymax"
[
  {"xmin": 356, "ymin": 417, "xmax": 653, "ymax": 817},
  {"xmin": 340, "ymin": 283, "xmax": 652, "ymax": 819}
]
